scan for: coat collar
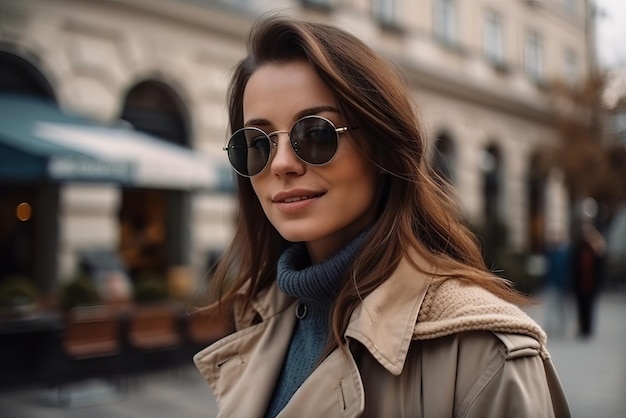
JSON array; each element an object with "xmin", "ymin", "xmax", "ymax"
[
  {"xmin": 344, "ymin": 251, "xmax": 432, "ymax": 375},
  {"xmin": 241, "ymin": 250, "xmax": 433, "ymax": 376},
  {"xmin": 194, "ymin": 251, "xmax": 433, "ymax": 417},
  {"xmin": 231, "ymin": 279, "xmax": 296, "ymax": 329}
]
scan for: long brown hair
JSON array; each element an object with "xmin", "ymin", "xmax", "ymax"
[{"xmin": 205, "ymin": 15, "xmax": 525, "ymax": 352}]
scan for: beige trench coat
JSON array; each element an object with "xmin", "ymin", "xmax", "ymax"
[{"xmin": 194, "ymin": 255, "xmax": 571, "ymax": 418}]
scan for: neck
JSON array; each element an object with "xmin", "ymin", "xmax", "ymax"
[{"xmin": 305, "ymin": 222, "xmax": 375, "ymax": 263}]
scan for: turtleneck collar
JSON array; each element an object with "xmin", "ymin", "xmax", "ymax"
[{"xmin": 277, "ymin": 228, "xmax": 370, "ymax": 310}]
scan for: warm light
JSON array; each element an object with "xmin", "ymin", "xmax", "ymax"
[{"xmin": 16, "ymin": 202, "xmax": 32, "ymax": 221}]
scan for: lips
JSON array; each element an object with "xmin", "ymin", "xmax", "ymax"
[
  {"xmin": 280, "ymin": 194, "xmax": 322, "ymax": 203},
  {"xmin": 272, "ymin": 189, "xmax": 325, "ymax": 203},
  {"xmin": 271, "ymin": 189, "xmax": 325, "ymax": 213}
]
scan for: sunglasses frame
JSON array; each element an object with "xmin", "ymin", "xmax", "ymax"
[{"xmin": 223, "ymin": 115, "xmax": 351, "ymax": 177}]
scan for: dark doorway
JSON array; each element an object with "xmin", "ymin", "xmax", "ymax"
[
  {"xmin": 119, "ymin": 81, "xmax": 191, "ymax": 279},
  {"xmin": 0, "ymin": 51, "xmax": 58, "ymax": 295},
  {"xmin": 528, "ymin": 152, "xmax": 546, "ymax": 253},
  {"xmin": 0, "ymin": 186, "xmax": 37, "ymax": 281},
  {"xmin": 482, "ymin": 144, "xmax": 503, "ymax": 222}
]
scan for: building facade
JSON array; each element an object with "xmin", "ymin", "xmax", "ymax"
[{"xmin": 0, "ymin": 0, "xmax": 592, "ymax": 297}]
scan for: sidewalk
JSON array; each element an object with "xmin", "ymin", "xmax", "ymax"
[
  {"xmin": 0, "ymin": 291, "xmax": 624, "ymax": 418},
  {"xmin": 0, "ymin": 366, "xmax": 219, "ymax": 418},
  {"xmin": 524, "ymin": 290, "xmax": 626, "ymax": 418}
]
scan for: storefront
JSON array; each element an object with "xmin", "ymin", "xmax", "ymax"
[{"xmin": 0, "ymin": 94, "xmax": 229, "ymax": 304}]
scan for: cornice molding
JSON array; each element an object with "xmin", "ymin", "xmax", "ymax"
[
  {"xmin": 93, "ymin": 0, "xmax": 252, "ymax": 41},
  {"xmin": 392, "ymin": 53, "xmax": 555, "ymax": 124}
]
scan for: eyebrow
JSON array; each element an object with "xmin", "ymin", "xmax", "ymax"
[{"xmin": 243, "ymin": 105, "xmax": 340, "ymax": 127}]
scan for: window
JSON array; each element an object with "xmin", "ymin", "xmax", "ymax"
[
  {"xmin": 482, "ymin": 144, "xmax": 503, "ymax": 222},
  {"xmin": 483, "ymin": 9, "xmax": 504, "ymax": 65},
  {"xmin": 524, "ymin": 30, "xmax": 543, "ymax": 81},
  {"xmin": 564, "ymin": 47, "xmax": 578, "ymax": 84},
  {"xmin": 433, "ymin": 133, "xmax": 455, "ymax": 185},
  {"xmin": 563, "ymin": 0, "xmax": 577, "ymax": 14},
  {"xmin": 372, "ymin": 0, "xmax": 396, "ymax": 24},
  {"xmin": 613, "ymin": 113, "xmax": 626, "ymax": 141},
  {"xmin": 211, "ymin": 0, "xmax": 249, "ymax": 10},
  {"xmin": 434, "ymin": 0, "xmax": 457, "ymax": 45},
  {"xmin": 302, "ymin": 0, "xmax": 333, "ymax": 11}
]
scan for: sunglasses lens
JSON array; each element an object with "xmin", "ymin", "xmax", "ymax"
[
  {"xmin": 292, "ymin": 117, "xmax": 338, "ymax": 165},
  {"xmin": 227, "ymin": 128, "xmax": 271, "ymax": 177},
  {"xmin": 226, "ymin": 117, "xmax": 341, "ymax": 177}
]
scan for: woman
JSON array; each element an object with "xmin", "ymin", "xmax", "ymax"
[{"xmin": 194, "ymin": 15, "xmax": 570, "ymax": 418}]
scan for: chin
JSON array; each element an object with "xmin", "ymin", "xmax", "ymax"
[
  {"xmin": 276, "ymin": 229, "xmax": 318, "ymax": 243},
  {"xmin": 273, "ymin": 221, "xmax": 329, "ymax": 243}
]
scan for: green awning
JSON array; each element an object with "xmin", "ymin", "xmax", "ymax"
[{"xmin": 0, "ymin": 94, "xmax": 232, "ymax": 190}]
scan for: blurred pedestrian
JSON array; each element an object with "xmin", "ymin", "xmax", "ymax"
[
  {"xmin": 543, "ymin": 231, "xmax": 571, "ymax": 336},
  {"xmin": 193, "ymin": 15, "xmax": 570, "ymax": 417},
  {"xmin": 572, "ymin": 221, "xmax": 606, "ymax": 337}
]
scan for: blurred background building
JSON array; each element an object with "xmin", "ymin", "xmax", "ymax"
[
  {"xmin": 0, "ymin": 0, "xmax": 596, "ymax": 303},
  {"xmin": 3, "ymin": 2, "xmax": 626, "ymax": 414}
]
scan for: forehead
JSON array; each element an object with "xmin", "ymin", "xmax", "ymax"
[{"xmin": 242, "ymin": 60, "xmax": 337, "ymax": 122}]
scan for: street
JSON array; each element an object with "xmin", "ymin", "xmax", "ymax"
[
  {"xmin": 525, "ymin": 290, "xmax": 626, "ymax": 418},
  {"xmin": 0, "ymin": 291, "xmax": 624, "ymax": 418}
]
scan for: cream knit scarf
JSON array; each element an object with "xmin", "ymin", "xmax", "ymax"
[{"xmin": 413, "ymin": 277, "xmax": 549, "ymax": 359}]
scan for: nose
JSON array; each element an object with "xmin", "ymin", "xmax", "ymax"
[{"xmin": 269, "ymin": 132, "xmax": 306, "ymax": 177}]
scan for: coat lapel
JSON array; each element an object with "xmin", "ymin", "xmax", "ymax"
[
  {"xmin": 345, "ymin": 252, "xmax": 432, "ymax": 375},
  {"xmin": 277, "ymin": 345, "xmax": 365, "ymax": 418},
  {"xmin": 194, "ymin": 285, "xmax": 297, "ymax": 418}
]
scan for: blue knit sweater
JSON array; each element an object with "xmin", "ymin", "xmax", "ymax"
[{"xmin": 264, "ymin": 230, "xmax": 369, "ymax": 417}]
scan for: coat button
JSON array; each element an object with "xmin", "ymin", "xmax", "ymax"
[{"xmin": 295, "ymin": 303, "xmax": 308, "ymax": 319}]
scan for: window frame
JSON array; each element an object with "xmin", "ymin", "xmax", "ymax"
[
  {"xmin": 483, "ymin": 8, "xmax": 505, "ymax": 66},
  {"xmin": 524, "ymin": 30, "xmax": 544, "ymax": 82},
  {"xmin": 434, "ymin": 0, "xmax": 457, "ymax": 45}
]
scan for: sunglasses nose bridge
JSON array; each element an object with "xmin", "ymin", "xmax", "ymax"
[
  {"xmin": 268, "ymin": 130, "xmax": 300, "ymax": 162},
  {"xmin": 267, "ymin": 130, "xmax": 290, "ymax": 148},
  {"xmin": 265, "ymin": 128, "xmax": 308, "ymax": 176}
]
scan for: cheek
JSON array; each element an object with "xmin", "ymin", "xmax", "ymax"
[
  {"xmin": 250, "ymin": 177, "xmax": 270, "ymax": 212},
  {"xmin": 334, "ymin": 162, "xmax": 378, "ymax": 204},
  {"xmin": 357, "ymin": 175, "xmax": 378, "ymax": 206},
  {"xmin": 250, "ymin": 173, "xmax": 269, "ymax": 198},
  {"xmin": 336, "ymin": 143, "xmax": 378, "ymax": 196}
]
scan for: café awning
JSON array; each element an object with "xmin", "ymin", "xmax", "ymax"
[{"xmin": 0, "ymin": 94, "xmax": 232, "ymax": 191}]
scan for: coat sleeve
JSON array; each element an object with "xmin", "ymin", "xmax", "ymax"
[{"xmin": 463, "ymin": 333, "xmax": 571, "ymax": 418}]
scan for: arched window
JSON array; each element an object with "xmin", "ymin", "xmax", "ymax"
[
  {"xmin": 121, "ymin": 80, "xmax": 189, "ymax": 147},
  {"xmin": 433, "ymin": 132, "xmax": 456, "ymax": 185},
  {"xmin": 0, "ymin": 51, "xmax": 55, "ymax": 100}
]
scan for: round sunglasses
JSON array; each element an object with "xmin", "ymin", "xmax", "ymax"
[{"xmin": 223, "ymin": 115, "xmax": 352, "ymax": 177}]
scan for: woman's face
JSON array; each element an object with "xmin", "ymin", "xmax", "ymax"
[{"xmin": 243, "ymin": 60, "xmax": 379, "ymax": 263}]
